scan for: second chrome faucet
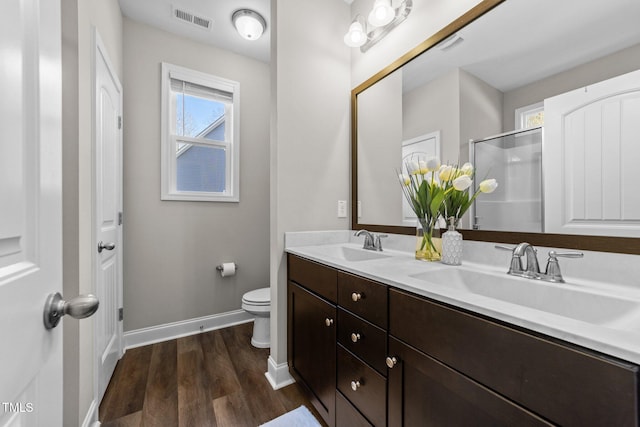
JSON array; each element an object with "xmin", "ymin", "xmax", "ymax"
[{"xmin": 496, "ymin": 242, "xmax": 583, "ymax": 283}]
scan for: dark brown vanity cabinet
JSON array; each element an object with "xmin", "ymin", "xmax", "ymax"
[
  {"xmin": 389, "ymin": 288, "xmax": 640, "ymax": 426},
  {"xmin": 288, "ymin": 254, "xmax": 640, "ymax": 426},
  {"xmin": 288, "ymin": 255, "xmax": 338, "ymax": 427}
]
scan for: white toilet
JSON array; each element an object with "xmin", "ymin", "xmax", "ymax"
[{"xmin": 241, "ymin": 287, "xmax": 271, "ymax": 348}]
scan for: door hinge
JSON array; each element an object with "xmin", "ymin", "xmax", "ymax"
[
  {"xmin": 118, "ymin": 211, "xmax": 123, "ymax": 225},
  {"xmin": 118, "ymin": 307, "xmax": 124, "ymax": 321},
  {"xmin": 118, "ymin": 116, "xmax": 122, "ymax": 129}
]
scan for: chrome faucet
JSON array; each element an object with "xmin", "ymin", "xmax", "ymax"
[
  {"xmin": 512, "ymin": 242, "xmax": 540, "ymax": 277},
  {"xmin": 354, "ymin": 229, "xmax": 387, "ymax": 251},
  {"xmin": 496, "ymin": 243, "xmax": 583, "ymax": 283}
]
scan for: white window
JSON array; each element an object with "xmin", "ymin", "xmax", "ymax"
[
  {"xmin": 161, "ymin": 62, "xmax": 240, "ymax": 201},
  {"xmin": 515, "ymin": 101, "xmax": 544, "ymax": 130}
]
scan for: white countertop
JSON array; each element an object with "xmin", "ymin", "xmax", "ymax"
[{"xmin": 285, "ymin": 230, "xmax": 640, "ymax": 366}]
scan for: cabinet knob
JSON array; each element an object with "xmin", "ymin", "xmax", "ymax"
[
  {"xmin": 351, "ymin": 332, "xmax": 361, "ymax": 343},
  {"xmin": 325, "ymin": 318, "xmax": 334, "ymax": 327},
  {"xmin": 386, "ymin": 356, "xmax": 398, "ymax": 368},
  {"xmin": 351, "ymin": 292, "xmax": 362, "ymax": 302},
  {"xmin": 350, "ymin": 380, "xmax": 361, "ymax": 391}
]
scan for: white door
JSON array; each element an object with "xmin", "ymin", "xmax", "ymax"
[
  {"xmin": 0, "ymin": 0, "xmax": 63, "ymax": 426},
  {"xmin": 544, "ymin": 68, "xmax": 640, "ymax": 236},
  {"xmin": 93, "ymin": 30, "xmax": 123, "ymax": 404}
]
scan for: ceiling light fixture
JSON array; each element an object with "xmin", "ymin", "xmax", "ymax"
[
  {"xmin": 368, "ymin": 0, "xmax": 395, "ymax": 27},
  {"xmin": 344, "ymin": 0, "xmax": 412, "ymax": 53},
  {"xmin": 232, "ymin": 9, "xmax": 266, "ymax": 41},
  {"xmin": 344, "ymin": 15, "xmax": 367, "ymax": 48}
]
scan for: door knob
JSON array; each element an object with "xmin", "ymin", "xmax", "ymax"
[
  {"xmin": 98, "ymin": 241, "xmax": 116, "ymax": 253},
  {"xmin": 325, "ymin": 318, "xmax": 334, "ymax": 327},
  {"xmin": 351, "ymin": 332, "xmax": 361, "ymax": 343},
  {"xmin": 351, "ymin": 380, "xmax": 361, "ymax": 391},
  {"xmin": 351, "ymin": 292, "xmax": 362, "ymax": 302},
  {"xmin": 43, "ymin": 292, "xmax": 100, "ymax": 329}
]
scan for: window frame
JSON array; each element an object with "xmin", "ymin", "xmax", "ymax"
[
  {"xmin": 514, "ymin": 101, "xmax": 544, "ymax": 130},
  {"xmin": 160, "ymin": 62, "xmax": 240, "ymax": 202}
]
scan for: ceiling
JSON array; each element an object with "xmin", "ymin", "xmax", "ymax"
[
  {"xmin": 118, "ymin": 0, "xmax": 271, "ymax": 63},
  {"xmin": 402, "ymin": 0, "xmax": 640, "ymax": 93}
]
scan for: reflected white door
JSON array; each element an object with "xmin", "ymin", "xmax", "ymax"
[
  {"xmin": 545, "ymin": 68, "xmax": 640, "ymax": 236},
  {"xmin": 93, "ymin": 30, "xmax": 123, "ymax": 404},
  {"xmin": 0, "ymin": 0, "xmax": 63, "ymax": 426}
]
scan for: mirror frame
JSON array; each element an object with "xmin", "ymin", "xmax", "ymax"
[{"xmin": 350, "ymin": 0, "xmax": 640, "ymax": 255}]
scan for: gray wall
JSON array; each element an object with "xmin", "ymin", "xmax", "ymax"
[
  {"xmin": 503, "ymin": 43, "xmax": 640, "ymax": 131},
  {"xmin": 270, "ymin": 0, "xmax": 351, "ymax": 370},
  {"xmin": 459, "ymin": 69, "xmax": 503, "ymax": 163},
  {"xmin": 403, "ymin": 69, "xmax": 460, "ymax": 164},
  {"xmin": 122, "ymin": 18, "xmax": 270, "ymax": 331},
  {"xmin": 358, "ymin": 69, "xmax": 403, "ymax": 225}
]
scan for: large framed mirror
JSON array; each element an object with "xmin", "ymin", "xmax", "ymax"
[{"xmin": 351, "ymin": 0, "xmax": 640, "ymax": 254}]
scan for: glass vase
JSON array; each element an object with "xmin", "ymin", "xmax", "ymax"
[
  {"xmin": 416, "ymin": 219, "xmax": 441, "ymax": 262},
  {"xmin": 441, "ymin": 217, "xmax": 463, "ymax": 265}
]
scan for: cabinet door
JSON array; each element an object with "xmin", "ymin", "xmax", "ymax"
[
  {"xmin": 289, "ymin": 281, "xmax": 336, "ymax": 426},
  {"xmin": 387, "ymin": 337, "xmax": 553, "ymax": 427}
]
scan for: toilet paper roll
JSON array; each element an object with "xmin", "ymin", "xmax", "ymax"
[{"xmin": 220, "ymin": 262, "xmax": 236, "ymax": 277}]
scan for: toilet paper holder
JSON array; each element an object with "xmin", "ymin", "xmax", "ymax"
[{"xmin": 216, "ymin": 263, "xmax": 238, "ymax": 272}]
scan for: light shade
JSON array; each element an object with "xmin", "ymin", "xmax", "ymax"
[
  {"xmin": 232, "ymin": 9, "xmax": 266, "ymax": 41},
  {"xmin": 368, "ymin": 0, "xmax": 395, "ymax": 27},
  {"xmin": 344, "ymin": 15, "xmax": 367, "ymax": 47}
]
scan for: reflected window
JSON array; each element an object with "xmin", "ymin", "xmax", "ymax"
[{"xmin": 515, "ymin": 101, "xmax": 544, "ymax": 130}]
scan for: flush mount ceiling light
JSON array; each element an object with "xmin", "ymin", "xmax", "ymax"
[
  {"xmin": 344, "ymin": 0, "xmax": 412, "ymax": 53},
  {"xmin": 232, "ymin": 9, "xmax": 266, "ymax": 41}
]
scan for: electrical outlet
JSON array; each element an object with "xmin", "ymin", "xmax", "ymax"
[
  {"xmin": 357, "ymin": 201, "xmax": 362, "ymax": 218},
  {"xmin": 337, "ymin": 200, "xmax": 347, "ymax": 218}
]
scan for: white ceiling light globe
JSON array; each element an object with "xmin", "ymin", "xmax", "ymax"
[
  {"xmin": 368, "ymin": 0, "xmax": 394, "ymax": 27},
  {"xmin": 232, "ymin": 9, "xmax": 266, "ymax": 41},
  {"xmin": 344, "ymin": 19, "xmax": 367, "ymax": 47}
]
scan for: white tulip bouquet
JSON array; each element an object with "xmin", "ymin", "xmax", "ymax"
[{"xmin": 398, "ymin": 155, "xmax": 498, "ymax": 260}]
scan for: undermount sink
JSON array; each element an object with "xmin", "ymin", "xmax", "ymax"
[
  {"xmin": 309, "ymin": 245, "xmax": 391, "ymax": 262},
  {"xmin": 410, "ymin": 268, "xmax": 640, "ymax": 325}
]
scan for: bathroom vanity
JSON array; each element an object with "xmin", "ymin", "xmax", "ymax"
[{"xmin": 286, "ymin": 237, "xmax": 640, "ymax": 427}]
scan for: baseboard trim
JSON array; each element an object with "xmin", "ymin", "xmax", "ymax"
[
  {"xmin": 81, "ymin": 399, "xmax": 99, "ymax": 427},
  {"xmin": 124, "ymin": 310, "xmax": 253, "ymax": 349},
  {"xmin": 265, "ymin": 355, "xmax": 295, "ymax": 390}
]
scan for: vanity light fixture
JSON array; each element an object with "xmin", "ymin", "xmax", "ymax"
[
  {"xmin": 344, "ymin": 0, "xmax": 412, "ymax": 52},
  {"xmin": 344, "ymin": 15, "xmax": 368, "ymax": 48},
  {"xmin": 232, "ymin": 9, "xmax": 267, "ymax": 41},
  {"xmin": 368, "ymin": 0, "xmax": 395, "ymax": 27}
]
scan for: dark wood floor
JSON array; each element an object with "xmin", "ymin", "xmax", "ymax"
[{"xmin": 99, "ymin": 322, "xmax": 326, "ymax": 427}]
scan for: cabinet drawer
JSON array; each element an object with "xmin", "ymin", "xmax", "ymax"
[
  {"xmin": 288, "ymin": 254, "xmax": 337, "ymax": 303},
  {"xmin": 338, "ymin": 271, "xmax": 387, "ymax": 328},
  {"xmin": 337, "ymin": 345, "xmax": 386, "ymax": 427},
  {"xmin": 336, "ymin": 391, "xmax": 373, "ymax": 427},
  {"xmin": 337, "ymin": 308, "xmax": 387, "ymax": 375},
  {"xmin": 390, "ymin": 288, "xmax": 639, "ymax": 426}
]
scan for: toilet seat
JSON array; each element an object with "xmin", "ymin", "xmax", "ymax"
[{"xmin": 242, "ymin": 287, "xmax": 270, "ymax": 306}]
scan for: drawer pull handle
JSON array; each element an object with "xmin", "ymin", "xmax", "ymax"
[
  {"xmin": 351, "ymin": 380, "xmax": 361, "ymax": 391},
  {"xmin": 351, "ymin": 292, "xmax": 362, "ymax": 302},
  {"xmin": 325, "ymin": 318, "xmax": 334, "ymax": 327},
  {"xmin": 386, "ymin": 356, "xmax": 398, "ymax": 368},
  {"xmin": 351, "ymin": 332, "xmax": 361, "ymax": 343}
]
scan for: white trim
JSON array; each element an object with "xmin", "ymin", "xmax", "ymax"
[
  {"xmin": 124, "ymin": 309, "xmax": 254, "ymax": 349},
  {"xmin": 81, "ymin": 399, "xmax": 99, "ymax": 427},
  {"xmin": 265, "ymin": 355, "xmax": 295, "ymax": 390}
]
